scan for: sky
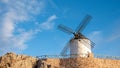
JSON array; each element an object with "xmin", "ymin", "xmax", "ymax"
[{"xmin": 0, "ymin": 0, "xmax": 120, "ymax": 57}]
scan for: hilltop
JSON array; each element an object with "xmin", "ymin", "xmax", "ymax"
[{"xmin": 0, "ymin": 53, "xmax": 120, "ymax": 68}]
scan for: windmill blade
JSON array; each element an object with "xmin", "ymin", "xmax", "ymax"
[
  {"xmin": 58, "ymin": 24, "xmax": 74, "ymax": 35},
  {"xmin": 80, "ymin": 39, "xmax": 95, "ymax": 49},
  {"xmin": 80, "ymin": 33, "xmax": 95, "ymax": 48},
  {"xmin": 60, "ymin": 41, "xmax": 70, "ymax": 56},
  {"xmin": 83, "ymin": 37, "xmax": 95, "ymax": 48},
  {"xmin": 80, "ymin": 39, "xmax": 91, "ymax": 49},
  {"xmin": 76, "ymin": 14, "xmax": 92, "ymax": 33}
]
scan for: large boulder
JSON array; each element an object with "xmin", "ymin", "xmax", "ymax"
[{"xmin": 0, "ymin": 52, "xmax": 38, "ymax": 68}]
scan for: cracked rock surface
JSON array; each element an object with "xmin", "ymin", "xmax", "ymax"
[{"xmin": 0, "ymin": 52, "xmax": 37, "ymax": 68}]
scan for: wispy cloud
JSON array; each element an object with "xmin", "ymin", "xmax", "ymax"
[
  {"xmin": 88, "ymin": 19, "xmax": 120, "ymax": 44},
  {"xmin": 47, "ymin": 0, "xmax": 59, "ymax": 10},
  {"xmin": 0, "ymin": 0, "xmax": 45, "ymax": 55},
  {"xmin": 107, "ymin": 19, "xmax": 120, "ymax": 42},
  {"xmin": 39, "ymin": 15, "xmax": 57, "ymax": 30},
  {"xmin": 87, "ymin": 31, "xmax": 103, "ymax": 45},
  {"xmin": 108, "ymin": 34, "xmax": 120, "ymax": 42}
]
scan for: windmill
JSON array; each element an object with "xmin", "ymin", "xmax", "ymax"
[{"xmin": 58, "ymin": 14, "xmax": 95, "ymax": 58}]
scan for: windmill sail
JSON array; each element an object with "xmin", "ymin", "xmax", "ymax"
[
  {"xmin": 58, "ymin": 14, "xmax": 95, "ymax": 58},
  {"xmin": 60, "ymin": 41, "xmax": 70, "ymax": 56},
  {"xmin": 79, "ymin": 33, "xmax": 95, "ymax": 48},
  {"xmin": 76, "ymin": 15, "xmax": 92, "ymax": 33},
  {"xmin": 58, "ymin": 24, "xmax": 74, "ymax": 35}
]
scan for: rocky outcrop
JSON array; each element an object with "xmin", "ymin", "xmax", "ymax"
[
  {"xmin": 0, "ymin": 53, "xmax": 120, "ymax": 68},
  {"xmin": 0, "ymin": 52, "xmax": 37, "ymax": 68}
]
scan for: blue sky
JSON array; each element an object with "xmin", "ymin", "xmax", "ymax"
[{"xmin": 0, "ymin": 0, "xmax": 120, "ymax": 56}]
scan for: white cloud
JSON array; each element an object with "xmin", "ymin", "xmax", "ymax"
[
  {"xmin": 107, "ymin": 19, "xmax": 120, "ymax": 42},
  {"xmin": 1, "ymin": 0, "xmax": 8, "ymax": 3},
  {"xmin": 87, "ymin": 31, "xmax": 103, "ymax": 45},
  {"xmin": 108, "ymin": 34, "xmax": 120, "ymax": 42},
  {"xmin": 0, "ymin": 0, "xmax": 45, "ymax": 55},
  {"xmin": 47, "ymin": 0, "xmax": 59, "ymax": 10},
  {"xmin": 39, "ymin": 15, "xmax": 57, "ymax": 30}
]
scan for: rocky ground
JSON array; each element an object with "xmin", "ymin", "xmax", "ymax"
[
  {"xmin": 0, "ymin": 52, "xmax": 120, "ymax": 68},
  {"xmin": 0, "ymin": 52, "xmax": 38, "ymax": 68}
]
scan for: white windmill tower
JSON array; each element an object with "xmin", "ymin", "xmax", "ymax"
[{"xmin": 58, "ymin": 15, "xmax": 95, "ymax": 58}]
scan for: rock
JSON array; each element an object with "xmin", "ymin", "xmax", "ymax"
[
  {"xmin": 0, "ymin": 52, "xmax": 37, "ymax": 68},
  {"xmin": 0, "ymin": 52, "xmax": 120, "ymax": 68}
]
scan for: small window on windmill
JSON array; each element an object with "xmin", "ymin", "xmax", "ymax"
[{"xmin": 47, "ymin": 64, "xmax": 51, "ymax": 68}]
